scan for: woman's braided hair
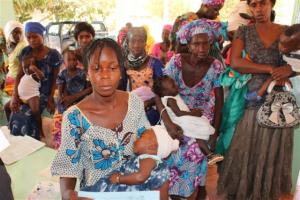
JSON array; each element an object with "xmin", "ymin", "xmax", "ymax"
[{"xmin": 83, "ymin": 38, "xmax": 124, "ymax": 71}]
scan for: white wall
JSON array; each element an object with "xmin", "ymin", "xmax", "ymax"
[{"xmin": 0, "ymin": 0, "xmax": 16, "ymax": 28}]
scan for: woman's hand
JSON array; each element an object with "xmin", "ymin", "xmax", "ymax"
[
  {"xmin": 165, "ymin": 121, "xmax": 183, "ymax": 141},
  {"xmin": 275, "ymin": 78, "xmax": 292, "ymax": 87},
  {"xmin": 109, "ymin": 173, "xmax": 121, "ymax": 184},
  {"xmin": 62, "ymin": 95, "xmax": 73, "ymax": 108},
  {"xmin": 47, "ymin": 97, "xmax": 55, "ymax": 114},
  {"xmin": 208, "ymin": 134, "xmax": 218, "ymax": 152},
  {"xmin": 28, "ymin": 63, "xmax": 38, "ymax": 72},
  {"xmin": 271, "ymin": 65, "xmax": 293, "ymax": 80},
  {"xmin": 10, "ymin": 94, "xmax": 21, "ymax": 113},
  {"xmin": 0, "ymin": 63, "xmax": 7, "ymax": 74},
  {"xmin": 190, "ymin": 108, "xmax": 203, "ymax": 117}
]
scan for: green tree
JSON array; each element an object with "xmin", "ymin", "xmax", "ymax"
[
  {"xmin": 46, "ymin": 0, "xmax": 77, "ymax": 21},
  {"xmin": 13, "ymin": 0, "xmax": 47, "ymax": 22},
  {"xmin": 13, "ymin": 0, "xmax": 116, "ymax": 23}
]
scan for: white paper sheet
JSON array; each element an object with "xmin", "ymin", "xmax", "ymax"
[
  {"xmin": 0, "ymin": 129, "xmax": 10, "ymax": 153},
  {"xmin": 0, "ymin": 126, "xmax": 45, "ymax": 165},
  {"xmin": 78, "ymin": 191, "xmax": 160, "ymax": 200}
]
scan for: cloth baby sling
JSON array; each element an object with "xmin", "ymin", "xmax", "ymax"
[{"xmin": 216, "ymin": 51, "xmax": 251, "ymax": 155}]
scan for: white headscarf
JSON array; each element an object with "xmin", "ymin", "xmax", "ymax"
[{"xmin": 4, "ymin": 20, "xmax": 24, "ymax": 43}]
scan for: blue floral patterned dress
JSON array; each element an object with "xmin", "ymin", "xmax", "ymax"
[
  {"xmin": 81, "ymin": 154, "xmax": 169, "ymax": 192},
  {"xmin": 51, "ymin": 93, "xmax": 150, "ymax": 189},
  {"xmin": 164, "ymin": 54, "xmax": 224, "ymax": 197}
]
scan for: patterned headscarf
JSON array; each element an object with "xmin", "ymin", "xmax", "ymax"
[
  {"xmin": 202, "ymin": 0, "xmax": 225, "ymax": 6},
  {"xmin": 170, "ymin": 12, "xmax": 199, "ymax": 48},
  {"xmin": 176, "ymin": 19, "xmax": 223, "ymax": 45}
]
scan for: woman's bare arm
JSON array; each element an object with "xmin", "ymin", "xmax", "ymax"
[
  {"xmin": 230, "ymin": 37, "xmax": 273, "ymax": 74},
  {"xmin": 60, "ymin": 177, "xmax": 76, "ymax": 200},
  {"xmin": 209, "ymin": 87, "xmax": 224, "ymax": 151},
  {"xmin": 154, "ymin": 96, "xmax": 183, "ymax": 140},
  {"xmin": 10, "ymin": 62, "xmax": 24, "ymax": 112},
  {"xmin": 110, "ymin": 158, "xmax": 156, "ymax": 185}
]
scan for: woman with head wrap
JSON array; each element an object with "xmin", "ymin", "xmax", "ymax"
[
  {"xmin": 7, "ymin": 22, "xmax": 62, "ymax": 140},
  {"xmin": 155, "ymin": 19, "xmax": 224, "ymax": 199},
  {"xmin": 150, "ymin": 25, "xmax": 174, "ymax": 65},
  {"xmin": 3, "ymin": 20, "xmax": 27, "ymax": 96},
  {"xmin": 124, "ymin": 26, "xmax": 164, "ymax": 125}
]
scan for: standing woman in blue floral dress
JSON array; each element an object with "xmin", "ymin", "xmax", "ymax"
[
  {"xmin": 157, "ymin": 19, "xmax": 224, "ymax": 200},
  {"xmin": 51, "ymin": 38, "xmax": 150, "ymax": 200}
]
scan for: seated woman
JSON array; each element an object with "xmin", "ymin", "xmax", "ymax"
[
  {"xmin": 123, "ymin": 27, "xmax": 164, "ymax": 125},
  {"xmin": 82, "ymin": 125, "xmax": 179, "ymax": 200},
  {"xmin": 8, "ymin": 22, "xmax": 62, "ymax": 139},
  {"xmin": 17, "ymin": 56, "xmax": 45, "ymax": 137},
  {"xmin": 51, "ymin": 38, "xmax": 150, "ymax": 200},
  {"xmin": 3, "ymin": 20, "xmax": 27, "ymax": 96}
]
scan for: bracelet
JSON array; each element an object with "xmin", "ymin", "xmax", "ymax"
[
  {"xmin": 160, "ymin": 107, "xmax": 166, "ymax": 116},
  {"xmin": 156, "ymin": 108, "xmax": 167, "ymax": 125},
  {"xmin": 116, "ymin": 174, "xmax": 120, "ymax": 184}
]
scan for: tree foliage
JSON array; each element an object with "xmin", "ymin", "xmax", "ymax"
[
  {"xmin": 13, "ymin": 0, "xmax": 253, "ymax": 28},
  {"xmin": 13, "ymin": 0, "xmax": 47, "ymax": 22},
  {"xmin": 13, "ymin": 0, "xmax": 116, "ymax": 23}
]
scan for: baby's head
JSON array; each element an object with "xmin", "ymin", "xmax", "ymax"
[
  {"xmin": 62, "ymin": 48, "xmax": 77, "ymax": 70},
  {"xmin": 21, "ymin": 55, "xmax": 35, "ymax": 74},
  {"xmin": 279, "ymin": 24, "xmax": 300, "ymax": 54},
  {"xmin": 153, "ymin": 75, "xmax": 178, "ymax": 97},
  {"xmin": 134, "ymin": 125, "xmax": 179, "ymax": 158}
]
